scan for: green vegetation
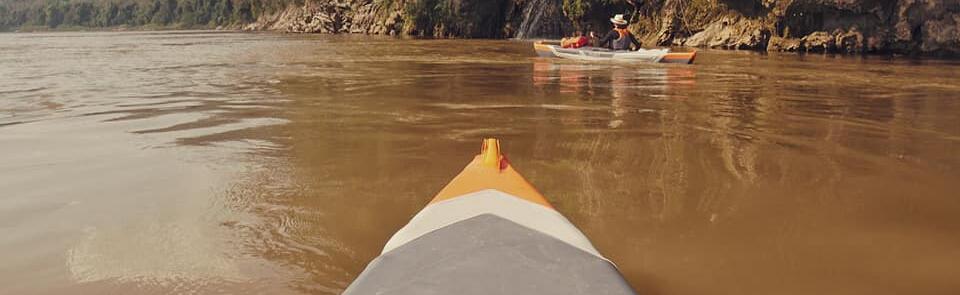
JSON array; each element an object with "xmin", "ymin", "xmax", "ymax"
[
  {"xmin": 402, "ymin": 0, "xmax": 448, "ymax": 36},
  {"xmin": 402, "ymin": 0, "xmax": 507, "ymax": 37},
  {"xmin": 561, "ymin": 0, "xmax": 593, "ymax": 22},
  {"xmin": 0, "ymin": 0, "xmax": 631, "ymax": 34},
  {"xmin": 561, "ymin": 0, "xmax": 637, "ymax": 31},
  {"xmin": 0, "ymin": 0, "xmax": 646, "ymax": 35},
  {"xmin": 0, "ymin": 0, "xmax": 295, "ymax": 31}
]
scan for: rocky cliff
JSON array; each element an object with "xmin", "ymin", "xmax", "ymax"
[
  {"xmin": 246, "ymin": 0, "xmax": 958, "ymax": 55},
  {"xmin": 637, "ymin": 0, "xmax": 960, "ymax": 55},
  {"xmin": 242, "ymin": 0, "xmax": 572, "ymax": 38}
]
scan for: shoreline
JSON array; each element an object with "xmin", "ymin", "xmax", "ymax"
[{"xmin": 5, "ymin": 27, "xmax": 958, "ymax": 60}]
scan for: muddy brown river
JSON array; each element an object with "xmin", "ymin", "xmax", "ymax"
[{"xmin": 1, "ymin": 31, "xmax": 959, "ymax": 294}]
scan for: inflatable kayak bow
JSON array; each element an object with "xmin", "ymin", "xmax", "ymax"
[{"xmin": 344, "ymin": 138, "xmax": 636, "ymax": 294}]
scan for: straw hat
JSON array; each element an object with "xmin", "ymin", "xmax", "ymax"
[{"xmin": 610, "ymin": 14, "xmax": 628, "ymax": 25}]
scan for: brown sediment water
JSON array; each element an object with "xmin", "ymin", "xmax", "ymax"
[{"xmin": 1, "ymin": 31, "xmax": 959, "ymax": 294}]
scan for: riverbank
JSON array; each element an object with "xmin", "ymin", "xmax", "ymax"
[
  {"xmin": 2, "ymin": 0, "xmax": 958, "ymax": 56},
  {"xmin": 245, "ymin": 0, "xmax": 959, "ymax": 56}
]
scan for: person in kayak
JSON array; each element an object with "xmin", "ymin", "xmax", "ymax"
[
  {"xmin": 598, "ymin": 14, "xmax": 641, "ymax": 51},
  {"xmin": 560, "ymin": 31, "xmax": 590, "ymax": 49}
]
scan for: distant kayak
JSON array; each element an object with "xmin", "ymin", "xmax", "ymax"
[
  {"xmin": 344, "ymin": 139, "xmax": 636, "ymax": 295},
  {"xmin": 535, "ymin": 41, "xmax": 697, "ymax": 64}
]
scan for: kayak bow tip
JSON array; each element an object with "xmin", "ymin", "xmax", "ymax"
[
  {"xmin": 481, "ymin": 138, "xmax": 505, "ymax": 171},
  {"xmin": 430, "ymin": 138, "xmax": 553, "ymax": 208}
]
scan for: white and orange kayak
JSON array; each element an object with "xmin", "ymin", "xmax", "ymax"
[
  {"xmin": 344, "ymin": 139, "xmax": 635, "ymax": 294},
  {"xmin": 534, "ymin": 41, "xmax": 697, "ymax": 64}
]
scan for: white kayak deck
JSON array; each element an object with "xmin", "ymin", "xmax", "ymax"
[{"xmin": 541, "ymin": 44, "xmax": 670, "ymax": 62}]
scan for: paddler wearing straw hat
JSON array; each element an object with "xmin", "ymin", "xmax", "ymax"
[{"xmin": 598, "ymin": 14, "xmax": 642, "ymax": 51}]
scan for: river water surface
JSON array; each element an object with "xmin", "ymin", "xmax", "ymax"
[{"xmin": 1, "ymin": 31, "xmax": 959, "ymax": 294}]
